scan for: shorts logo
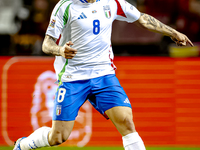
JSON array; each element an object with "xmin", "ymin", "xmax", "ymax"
[
  {"xmin": 49, "ymin": 19, "xmax": 56, "ymax": 28},
  {"xmin": 56, "ymin": 105, "xmax": 62, "ymax": 116},
  {"xmin": 103, "ymin": 5, "xmax": 111, "ymax": 19},
  {"xmin": 124, "ymin": 98, "xmax": 130, "ymax": 104}
]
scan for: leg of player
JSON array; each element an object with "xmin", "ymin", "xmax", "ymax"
[
  {"xmin": 14, "ymin": 120, "xmax": 74, "ymax": 150},
  {"xmin": 105, "ymin": 106, "xmax": 146, "ymax": 150},
  {"xmin": 48, "ymin": 120, "xmax": 75, "ymax": 145}
]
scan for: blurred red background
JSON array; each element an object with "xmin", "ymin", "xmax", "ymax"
[{"xmin": 0, "ymin": 56, "xmax": 200, "ymax": 147}]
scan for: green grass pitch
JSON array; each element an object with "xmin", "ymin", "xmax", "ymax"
[{"xmin": 1, "ymin": 147, "xmax": 200, "ymax": 150}]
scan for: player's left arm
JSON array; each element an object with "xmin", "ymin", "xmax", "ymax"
[{"xmin": 135, "ymin": 13, "xmax": 194, "ymax": 47}]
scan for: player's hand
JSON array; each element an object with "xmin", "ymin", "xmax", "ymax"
[
  {"xmin": 171, "ymin": 31, "xmax": 194, "ymax": 47},
  {"xmin": 60, "ymin": 41, "xmax": 77, "ymax": 59}
]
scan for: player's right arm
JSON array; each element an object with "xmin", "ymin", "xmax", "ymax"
[{"xmin": 42, "ymin": 35, "xmax": 77, "ymax": 59}]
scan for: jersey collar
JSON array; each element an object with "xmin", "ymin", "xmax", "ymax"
[{"xmin": 72, "ymin": 0, "xmax": 100, "ymax": 4}]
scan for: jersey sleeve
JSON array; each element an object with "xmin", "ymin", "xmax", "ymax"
[
  {"xmin": 46, "ymin": 1, "xmax": 72, "ymax": 39},
  {"xmin": 114, "ymin": 0, "xmax": 141, "ymax": 23}
]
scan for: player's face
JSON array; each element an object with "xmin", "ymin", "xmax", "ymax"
[{"xmin": 87, "ymin": 0, "xmax": 96, "ymax": 3}]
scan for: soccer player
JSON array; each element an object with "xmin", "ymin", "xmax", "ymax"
[{"xmin": 13, "ymin": 0, "xmax": 193, "ymax": 150}]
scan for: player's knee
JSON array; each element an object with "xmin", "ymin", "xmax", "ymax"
[
  {"xmin": 49, "ymin": 130, "xmax": 69, "ymax": 146},
  {"xmin": 122, "ymin": 117, "xmax": 135, "ymax": 132},
  {"xmin": 115, "ymin": 111, "xmax": 135, "ymax": 130}
]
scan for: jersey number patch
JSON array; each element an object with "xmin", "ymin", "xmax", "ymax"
[
  {"xmin": 93, "ymin": 20, "xmax": 100, "ymax": 35},
  {"xmin": 57, "ymin": 88, "xmax": 66, "ymax": 103}
]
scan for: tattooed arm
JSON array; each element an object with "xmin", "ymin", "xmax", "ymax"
[
  {"xmin": 42, "ymin": 35, "xmax": 77, "ymax": 59},
  {"xmin": 135, "ymin": 13, "xmax": 193, "ymax": 46}
]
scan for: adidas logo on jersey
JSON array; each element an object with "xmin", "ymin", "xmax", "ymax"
[
  {"xmin": 78, "ymin": 12, "xmax": 87, "ymax": 19},
  {"xmin": 124, "ymin": 98, "xmax": 130, "ymax": 104}
]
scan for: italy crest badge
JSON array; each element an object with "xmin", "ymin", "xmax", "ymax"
[
  {"xmin": 56, "ymin": 105, "xmax": 62, "ymax": 116},
  {"xmin": 103, "ymin": 5, "xmax": 111, "ymax": 19}
]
